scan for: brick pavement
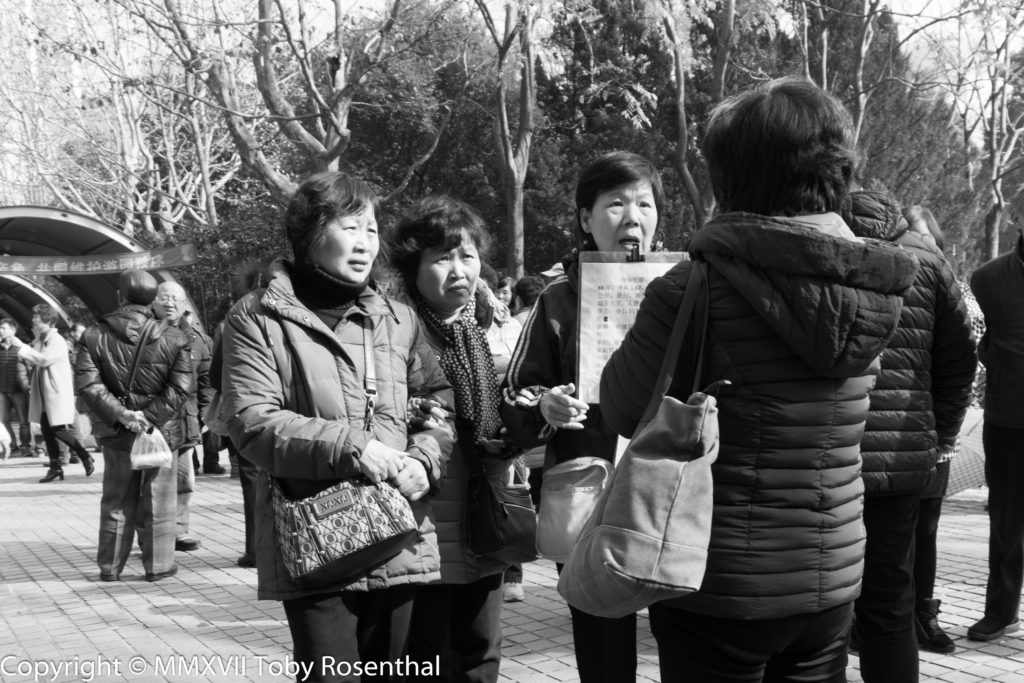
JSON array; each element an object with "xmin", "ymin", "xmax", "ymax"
[{"xmin": 2, "ymin": 451, "xmax": 1023, "ymax": 682}]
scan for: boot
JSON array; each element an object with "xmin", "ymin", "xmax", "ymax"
[{"xmin": 917, "ymin": 598, "xmax": 956, "ymax": 653}]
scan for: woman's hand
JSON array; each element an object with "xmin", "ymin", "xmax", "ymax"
[
  {"xmin": 408, "ymin": 397, "xmax": 451, "ymax": 434},
  {"xmin": 539, "ymin": 383, "xmax": 588, "ymax": 430},
  {"xmin": 359, "ymin": 439, "xmax": 407, "ymax": 483},
  {"xmin": 392, "ymin": 457, "xmax": 430, "ymax": 501}
]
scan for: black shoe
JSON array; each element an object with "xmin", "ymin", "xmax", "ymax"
[
  {"xmin": 203, "ymin": 464, "xmax": 227, "ymax": 475},
  {"xmin": 236, "ymin": 555, "xmax": 256, "ymax": 568},
  {"xmin": 145, "ymin": 565, "xmax": 178, "ymax": 582},
  {"xmin": 81, "ymin": 454, "xmax": 95, "ymax": 477},
  {"xmin": 916, "ymin": 599, "xmax": 956, "ymax": 653},
  {"xmin": 967, "ymin": 616, "xmax": 1020, "ymax": 642},
  {"xmin": 39, "ymin": 469, "xmax": 64, "ymax": 483},
  {"xmin": 69, "ymin": 455, "xmax": 80, "ymax": 464},
  {"xmin": 99, "ymin": 573, "xmax": 120, "ymax": 582},
  {"xmin": 175, "ymin": 537, "xmax": 201, "ymax": 552}
]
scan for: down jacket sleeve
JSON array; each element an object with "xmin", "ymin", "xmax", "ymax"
[
  {"xmin": 404, "ymin": 317, "xmax": 456, "ymax": 490},
  {"xmin": 75, "ymin": 332, "xmax": 135, "ymax": 430},
  {"xmin": 601, "ymin": 262, "xmax": 693, "ymax": 438},
  {"xmin": 144, "ymin": 341, "xmax": 195, "ymax": 430},
  {"xmin": 501, "ymin": 290, "xmax": 560, "ymax": 450},
  {"xmin": 930, "ymin": 264, "xmax": 978, "ymax": 445}
]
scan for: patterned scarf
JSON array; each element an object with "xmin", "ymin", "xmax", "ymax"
[{"xmin": 414, "ymin": 293, "xmax": 503, "ymax": 459}]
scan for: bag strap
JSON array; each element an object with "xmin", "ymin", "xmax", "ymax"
[
  {"xmin": 122, "ymin": 319, "xmax": 158, "ymax": 403},
  {"xmin": 639, "ymin": 261, "xmax": 710, "ymax": 424},
  {"xmin": 362, "ymin": 320, "xmax": 378, "ymax": 432}
]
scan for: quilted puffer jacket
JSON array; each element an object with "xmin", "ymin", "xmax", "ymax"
[
  {"xmin": 601, "ymin": 212, "xmax": 918, "ymax": 620},
  {"xmin": 222, "ymin": 260, "xmax": 456, "ymax": 600},
  {"xmin": 75, "ymin": 303, "xmax": 194, "ymax": 450},
  {"xmin": 844, "ymin": 191, "xmax": 977, "ymax": 495},
  {"xmin": 160, "ymin": 318, "xmax": 215, "ymax": 450}
]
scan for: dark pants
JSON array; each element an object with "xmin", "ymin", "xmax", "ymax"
[
  {"xmin": 982, "ymin": 423, "xmax": 1024, "ymax": 624},
  {"xmin": 0, "ymin": 390, "xmax": 30, "ymax": 449},
  {"xmin": 915, "ymin": 460, "xmax": 950, "ymax": 601},
  {"xmin": 855, "ymin": 493, "xmax": 920, "ymax": 683},
  {"xmin": 408, "ymin": 574, "xmax": 503, "ymax": 683},
  {"xmin": 40, "ymin": 412, "xmax": 90, "ymax": 470},
  {"xmin": 555, "ymin": 563, "xmax": 637, "ymax": 682},
  {"xmin": 649, "ymin": 601, "xmax": 852, "ymax": 683},
  {"xmin": 283, "ymin": 586, "xmax": 417, "ymax": 683},
  {"xmin": 232, "ymin": 439, "xmax": 258, "ymax": 558},
  {"xmin": 203, "ymin": 430, "xmax": 222, "ymax": 469}
]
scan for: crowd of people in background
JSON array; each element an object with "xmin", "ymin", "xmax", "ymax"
[{"xmin": 6, "ymin": 73, "xmax": 1024, "ymax": 683}]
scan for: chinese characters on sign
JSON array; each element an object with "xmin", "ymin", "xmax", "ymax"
[
  {"xmin": 0, "ymin": 245, "xmax": 196, "ymax": 275},
  {"xmin": 576, "ymin": 252, "xmax": 687, "ymax": 404}
]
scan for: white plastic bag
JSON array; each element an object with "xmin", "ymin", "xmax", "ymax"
[{"xmin": 129, "ymin": 429, "xmax": 173, "ymax": 470}]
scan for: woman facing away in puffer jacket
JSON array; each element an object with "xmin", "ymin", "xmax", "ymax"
[
  {"xmin": 600, "ymin": 77, "xmax": 920, "ymax": 682},
  {"xmin": 222, "ymin": 172, "xmax": 455, "ymax": 682}
]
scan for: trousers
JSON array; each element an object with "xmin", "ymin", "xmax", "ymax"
[
  {"xmin": 982, "ymin": 423, "xmax": 1024, "ymax": 623},
  {"xmin": 96, "ymin": 442, "xmax": 177, "ymax": 577}
]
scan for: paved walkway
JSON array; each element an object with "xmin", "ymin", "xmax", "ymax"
[{"xmin": 1, "ymin": 450, "xmax": 1022, "ymax": 682}]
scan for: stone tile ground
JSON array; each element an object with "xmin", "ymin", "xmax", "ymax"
[{"xmin": 1, "ymin": 453, "xmax": 1020, "ymax": 682}]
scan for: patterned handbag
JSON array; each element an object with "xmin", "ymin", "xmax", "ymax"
[
  {"xmin": 270, "ymin": 319, "xmax": 418, "ymax": 590},
  {"xmin": 271, "ymin": 476, "xmax": 418, "ymax": 590}
]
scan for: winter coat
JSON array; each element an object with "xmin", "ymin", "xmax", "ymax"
[
  {"xmin": 222, "ymin": 260, "xmax": 456, "ymax": 601},
  {"xmin": 75, "ymin": 304, "xmax": 194, "ymax": 450},
  {"xmin": 0, "ymin": 341, "xmax": 29, "ymax": 394},
  {"xmin": 502, "ymin": 254, "xmax": 620, "ymax": 467},
  {"xmin": 970, "ymin": 233, "xmax": 1024, "ymax": 429},
  {"xmin": 160, "ymin": 319, "xmax": 214, "ymax": 450},
  {"xmin": 21, "ymin": 327, "xmax": 78, "ymax": 426},
  {"xmin": 844, "ymin": 191, "xmax": 977, "ymax": 495},
  {"xmin": 401, "ymin": 289, "xmax": 509, "ymax": 585},
  {"xmin": 600, "ymin": 212, "xmax": 918, "ymax": 620}
]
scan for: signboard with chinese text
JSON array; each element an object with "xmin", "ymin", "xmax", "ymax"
[
  {"xmin": 576, "ymin": 251, "xmax": 688, "ymax": 404},
  {"xmin": 0, "ymin": 244, "xmax": 197, "ymax": 275}
]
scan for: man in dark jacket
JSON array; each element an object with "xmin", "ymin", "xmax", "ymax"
[
  {"xmin": 153, "ymin": 281, "xmax": 214, "ymax": 553},
  {"xmin": 968, "ymin": 231, "xmax": 1024, "ymax": 641},
  {"xmin": 0, "ymin": 318, "xmax": 32, "ymax": 457},
  {"xmin": 76, "ymin": 269, "xmax": 194, "ymax": 582},
  {"xmin": 844, "ymin": 191, "xmax": 977, "ymax": 678}
]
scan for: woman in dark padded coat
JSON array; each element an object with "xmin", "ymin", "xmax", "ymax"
[{"xmin": 601, "ymin": 77, "xmax": 919, "ymax": 682}]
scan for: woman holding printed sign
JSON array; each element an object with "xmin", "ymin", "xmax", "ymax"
[{"xmin": 502, "ymin": 151, "xmax": 663, "ymax": 682}]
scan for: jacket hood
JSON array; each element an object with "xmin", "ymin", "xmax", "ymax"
[
  {"xmin": 691, "ymin": 212, "xmax": 919, "ymax": 377},
  {"xmin": 100, "ymin": 304, "xmax": 164, "ymax": 344},
  {"xmin": 841, "ymin": 190, "xmax": 909, "ymax": 242}
]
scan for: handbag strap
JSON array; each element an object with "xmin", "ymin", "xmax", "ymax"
[
  {"xmin": 362, "ymin": 321, "xmax": 378, "ymax": 432},
  {"xmin": 639, "ymin": 261, "xmax": 710, "ymax": 424},
  {"xmin": 122, "ymin": 318, "xmax": 158, "ymax": 403}
]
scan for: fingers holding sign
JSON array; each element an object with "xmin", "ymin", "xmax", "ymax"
[{"xmin": 539, "ymin": 383, "xmax": 589, "ymax": 431}]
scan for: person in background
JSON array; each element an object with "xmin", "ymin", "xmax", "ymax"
[
  {"xmin": 222, "ymin": 171, "xmax": 454, "ymax": 679},
  {"xmin": 152, "ymin": 282, "xmax": 215, "ymax": 554},
  {"xmin": 76, "ymin": 270, "xmax": 193, "ymax": 581},
  {"xmin": 392, "ymin": 195, "xmax": 515, "ymax": 682},
  {"xmin": 600, "ymin": 78, "xmax": 918, "ymax": 681},
  {"xmin": 967, "ymin": 227, "xmax": 1024, "ymax": 642},
  {"xmin": 494, "ymin": 276, "xmax": 514, "ymax": 309},
  {"xmin": 0, "ymin": 318, "xmax": 32, "ymax": 458},
  {"xmin": 13, "ymin": 305, "xmax": 95, "ymax": 482},
  {"xmin": 511, "ymin": 276, "xmax": 546, "ymax": 327},
  {"xmin": 503, "ymin": 150, "xmax": 662, "ymax": 682},
  {"xmin": 842, "ymin": 193, "xmax": 975, "ymax": 678},
  {"xmin": 902, "ymin": 205, "xmax": 978, "ymax": 654}
]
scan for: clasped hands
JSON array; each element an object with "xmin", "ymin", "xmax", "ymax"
[
  {"xmin": 359, "ymin": 439, "xmax": 429, "ymax": 502},
  {"xmin": 122, "ymin": 410, "xmax": 151, "ymax": 434}
]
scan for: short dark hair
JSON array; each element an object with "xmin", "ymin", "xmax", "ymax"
[
  {"xmin": 285, "ymin": 172, "xmax": 380, "ymax": 270},
  {"xmin": 703, "ymin": 76, "xmax": 857, "ymax": 215},
  {"xmin": 903, "ymin": 205, "xmax": 945, "ymax": 251},
  {"xmin": 575, "ymin": 151, "xmax": 664, "ymax": 251},
  {"xmin": 479, "ymin": 262, "xmax": 499, "ymax": 290},
  {"xmin": 514, "ymin": 275, "xmax": 546, "ymax": 308},
  {"xmin": 32, "ymin": 304, "xmax": 59, "ymax": 326},
  {"xmin": 388, "ymin": 195, "xmax": 492, "ymax": 294},
  {"xmin": 0, "ymin": 318, "xmax": 15, "ymax": 329}
]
